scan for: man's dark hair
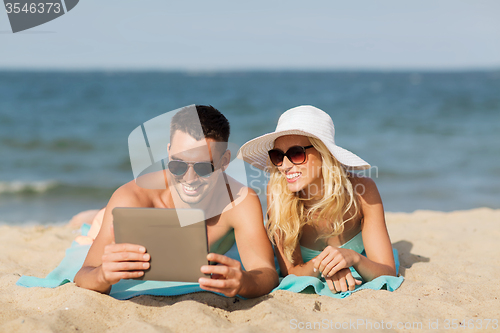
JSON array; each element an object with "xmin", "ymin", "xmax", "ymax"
[{"xmin": 170, "ymin": 105, "xmax": 230, "ymax": 144}]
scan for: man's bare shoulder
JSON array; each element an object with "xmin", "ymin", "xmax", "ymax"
[
  {"xmin": 109, "ymin": 179, "xmax": 155, "ymax": 208},
  {"xmin": 224, "ymin": 175, "xmax": 261, "ymax": 208},
  {"xmin": 222, "ymin": 175, "xmax": 262, "ymax": 225}
]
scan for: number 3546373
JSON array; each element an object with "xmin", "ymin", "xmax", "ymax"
[{"xmin": 5, "ymin": 2, "xmax": 61, "ymax": 14}]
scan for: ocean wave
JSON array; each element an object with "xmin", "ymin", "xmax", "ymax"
[
  {"xmin": 0, "ymin": 180, "xmax": 116, "ymax": 198},
  {"xmin": 0, "ymin": 220, "xmax": 70, "ymax": 227},
  {"xmin": 0, "ymin": 180, "xmax": 59, "ymax": 194},
  {"xmin": 0, "ymin": 138, "xmax": 95, "ymax": 152}
]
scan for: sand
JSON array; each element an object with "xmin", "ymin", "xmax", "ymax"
[{"xmin": 1, "ymin": 208, "xmax": 499, "ymax": 332}]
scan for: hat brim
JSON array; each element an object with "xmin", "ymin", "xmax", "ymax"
[{"xmin": 237, "ymin": 129, "xmax": 371, "ymax": 171}]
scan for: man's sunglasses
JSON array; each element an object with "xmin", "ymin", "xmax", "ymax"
[
  {"xmin": 167, "ymin": 160, "xmax": 215, "ymax": 178},
  {"xmin": 268, "ymin": 145, "xmax": 314, "ymax": 167}
]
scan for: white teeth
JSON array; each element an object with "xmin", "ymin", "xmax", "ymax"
[
  {"xmin": 183, "ymin": 184, "xmax": 199, "ymax": 191},
  {"xmin": 286, "ymin": 172, "xmax": 301, "ymax": 179}
]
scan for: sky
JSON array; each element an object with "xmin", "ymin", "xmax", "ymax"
[{"xmin": 1, "ymin": 0, "xmax": 499, "ymax": 70}]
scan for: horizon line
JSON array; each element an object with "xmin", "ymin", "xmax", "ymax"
[{"xmin": 1, "ymin": 66, "xmax": 499, "ymax": 73}]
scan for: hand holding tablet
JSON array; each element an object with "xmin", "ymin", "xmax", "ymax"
[{"xmin": 100, "ymin": 242, "xmax": 151, "ymax": 285}]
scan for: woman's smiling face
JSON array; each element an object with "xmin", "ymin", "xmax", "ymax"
[{"xmin": 272, "ymin": 135, "xmax": 323, "ymax": 198}]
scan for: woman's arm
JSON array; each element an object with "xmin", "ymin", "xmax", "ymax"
[
  {"xmin": 314, "ymin": 177, "xmax": 396, "ymax": 281},
  {"xmin": 274, "ymin": 235, "xmax": 319, "ymax": 278},
  {"xmin": 352, "ymin": 176, "xmax": 397, "ymax": 279}
]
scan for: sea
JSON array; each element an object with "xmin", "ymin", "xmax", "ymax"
[{"xmin": 1, "ymin": 70, "xmax": 499, "ymax": 225}]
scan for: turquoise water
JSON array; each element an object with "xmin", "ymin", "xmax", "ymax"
[{"xmin": 1, "ymin": 71, "xmax": 499, "ymax": 223}]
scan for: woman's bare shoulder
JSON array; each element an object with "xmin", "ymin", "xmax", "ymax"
[
  {"xmin": 347, "ymin": 173, "xmax": 384, "ymax": 225},
  {"xmin": 348, "ymin": 173, "xmax": 378, "ymax": 196}
]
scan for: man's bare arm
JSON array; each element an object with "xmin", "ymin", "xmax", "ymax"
[
  {"xmin": 74, "ymin": 183, "xmax": 150, "ymax": 293},
  {"xmin": 199, "ymin": 187, "xmax": 278, "ymax": 298}
]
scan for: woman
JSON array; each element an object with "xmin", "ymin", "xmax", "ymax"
[{"xmin": 239, "ymin": 105, "xmax": 396, "ymax": 293}]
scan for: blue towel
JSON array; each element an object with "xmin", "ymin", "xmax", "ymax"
[
  {"xmin": 272, "ymin": 248, "xmax": 404, "ymax": 298},
  {"xmin": 16, "ymin": 224, "xmax": 234, "ymax": 300},
  {"xmin": 16, "ymin": 224, "xmax": 403, "ymax": 299}
]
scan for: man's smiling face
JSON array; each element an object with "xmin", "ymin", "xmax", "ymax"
[{"xmin": 167, "ymin": 130, "xmax": 224, "ymax": 206}]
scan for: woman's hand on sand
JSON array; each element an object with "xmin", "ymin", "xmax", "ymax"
[
  {"xmin": 325, "ymin": 268, "xmax": 362, "ymax": 293},
  {"xmin": 199, "ymin": 253, "xmax": 243, "ymax": 297},
  {"xmin": 99, "ymin": 243, "xmax": 150, "ymax": 285},
  {"xmin": 312, "ymin": 246, "xmax": 360, "ymax": 278}
]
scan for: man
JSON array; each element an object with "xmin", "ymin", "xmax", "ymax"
[{"xmin": 74, "ymin": 105, "xmax": 278, "ymax": 298}]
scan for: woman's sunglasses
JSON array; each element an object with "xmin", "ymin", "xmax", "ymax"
[
  {"xmin": 167, "ymin": 160, "xmax": 215, "ymax": 178},
  {"xmin": 268, "ymin": 145, "xmax": 314, "ymax": 167}
]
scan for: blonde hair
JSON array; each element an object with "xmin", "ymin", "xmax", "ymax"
[{"xmin": 266, "ymin": 137, "xmax": 359, "ymax": 263}]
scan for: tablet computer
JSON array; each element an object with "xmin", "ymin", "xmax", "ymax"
[{"xmin": 112, "ymin": 207, "xmax": 210, "ymax": 282}]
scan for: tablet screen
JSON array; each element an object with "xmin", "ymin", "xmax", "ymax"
[{"xmin": 112, "ymin": 207, "xmax": 210, "ymax": 282}]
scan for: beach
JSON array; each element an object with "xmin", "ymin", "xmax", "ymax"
[
  {"xmin": 1, "ymin": 208, "xmax": 499, "ymax": 332},
  {"xmin": 2, "ymin": 1, "xmax": 499, "ymax": 331}
]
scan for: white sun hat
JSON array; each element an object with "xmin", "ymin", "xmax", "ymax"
[{"xmin": 238, "ymin": 105, "xmax": 370, "ymax": 171}]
